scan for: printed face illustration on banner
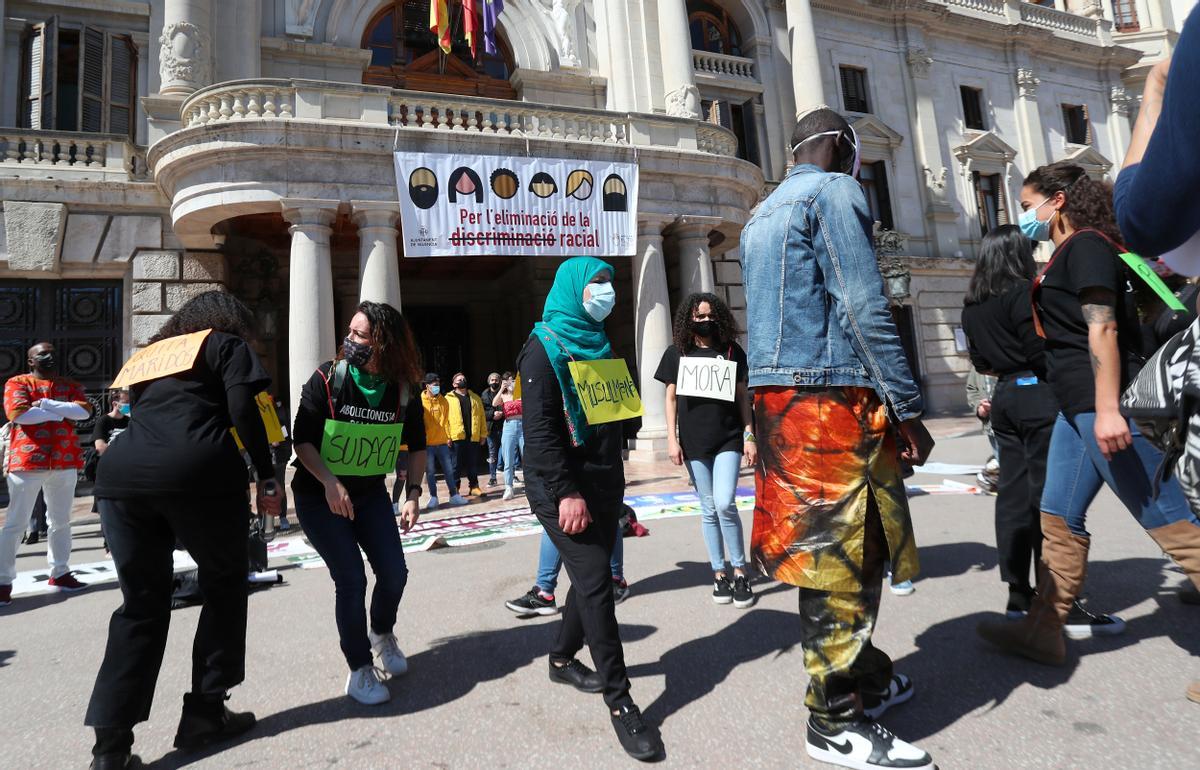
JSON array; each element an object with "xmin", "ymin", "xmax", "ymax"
[
  {"xmin": 529, "ymin": 172, "xmax": 558, "ymax": 198},
  {"xmin": 603, "ymin": 174, "xmax": 628, "ymax": 211},
  {"xmin": 409, "ymin": 167, "xmax": 439, "ymax": 209},
  {"xmin": 491, "ymin": 168, "xmax": 519, "ymax": 199},
  {"xmin": 449, "ymin": 167, "xmax": 483, "ymax": 203},
  {"xmin": 394, "ymin": 152, "xmax": 639, "ymax": 257},
  {"xmin": 566, "ymin": 169, "xmax": 593, "ymax": 201}
]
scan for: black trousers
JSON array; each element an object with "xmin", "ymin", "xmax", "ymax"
[
  {"xmin": 990, "ymin": 377, "xmax": 1057, "ymax": 592},
  {"xmin": 454, "ymin": 441, "xmax": 480, "ymax": 491},
  {"xmin": 86, "ymin": 493, "xmax": 250, "ymax": 728},
  {"xmin": 538, "ymin": 505, "xmax": 633, "ymax": 710}
]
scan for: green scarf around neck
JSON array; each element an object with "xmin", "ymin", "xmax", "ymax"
[
  {"xmin": 533, "ymin": 256, "xmax": 614, "ymax": 446},
  {"xmin": 349, "ymin": 364, "xmax": 387, "ymax": 408}
]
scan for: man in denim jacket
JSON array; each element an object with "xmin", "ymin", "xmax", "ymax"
[{"xmin": 740, "ymin": 107, "xmax": 935, "ymax": 770}]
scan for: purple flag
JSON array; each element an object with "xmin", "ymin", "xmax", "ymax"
[{"xmin": 483, "ymin": 0, "xmax": 504, "ymax": 55}]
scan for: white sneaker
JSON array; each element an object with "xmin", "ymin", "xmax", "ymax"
[
  {"xmin": 502, "ymin": 486, "xmax": 514, "ymax": 501},
  {"xmin": 345, "ymin": 665, "xmax": 390, "ymax": 705},
  {"xmin": 368, "ymin": 629, "xmax": 409, "ymax": 676},
  {"xmin": 806, "ymin": 718, "xmax": 933, "ymax": 769},
  {"xmin": 448, "ymin": 494, "xmax": 470, "ymax": 506},
  {"xmin": 426, "ymin": 497, "xmax": 440, "ymax": 511}
]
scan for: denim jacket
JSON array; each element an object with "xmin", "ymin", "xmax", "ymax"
[{"xmin": 739, "ymin": 164, "xmax": 923, "ymax": 421}]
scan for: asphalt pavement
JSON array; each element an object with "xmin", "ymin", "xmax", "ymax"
[{"xmin": 1, "ymin": 431, "xmax": 1197, "ymax": 768}]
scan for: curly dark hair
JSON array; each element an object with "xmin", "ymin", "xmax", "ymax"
[
  {"xmin": 672, "ymin": 292, "xmax": 739, "ymax": 353},
  {"xmin": 338, "ymin": 301, "xmax": 423, "ymax": 386},
  {"xmin": 150, "ymin": 290, "xmax": 255, "ymax": 343},
  {"xmin": 1023, "ymin": 161, "xmax": 1123, "ymax": 245}
]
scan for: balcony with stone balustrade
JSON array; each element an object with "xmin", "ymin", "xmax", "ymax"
[
  {"xmin": 147, "ymin": 78, "xmax": 763, "ymax": 249},
  {"xmin": 0, "ymin": 132, "xmax": 149, "ymax": 182}
]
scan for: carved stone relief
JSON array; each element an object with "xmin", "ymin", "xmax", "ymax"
[
  {"xmin": 665, "ymin": 84, "xmax": 702, "ymax": 120},
  {"xmin": 286, "ymin": 0, "xmax": 318, "ymax": 38},
  {"xmin": 159, "ymin": 21, "xmax": 211, "ymax": 89}
]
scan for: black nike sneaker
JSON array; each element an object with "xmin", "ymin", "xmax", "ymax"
[{"xmin": 805, "ymin": 718, "xmax": 933, "ymax": 770}]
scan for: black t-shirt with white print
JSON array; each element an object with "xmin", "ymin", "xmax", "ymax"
[{"xmin": 291, "ymin": 361, "xmax": 426, "ymax": 498}]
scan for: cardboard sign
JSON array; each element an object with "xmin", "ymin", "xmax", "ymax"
[
  {"xmin": 320, "ymin": 421, "xmax": 404, "ymax": 476},
  {"xmin": 567, "ymin": 358, "xmax": 643, "ymax": 425},
  {"xmin": 1119, "ymin": 252, "xmax": 1188, "ymax": 311},
  {"xmin": 111, "ymin": 329, "xmax": 212, "ymax": 388},
  {"xmin": 232, "ymin": 392, "xmax": 288, "ymax": 449},
  {"xmin": 675, "ymin": 357, "xmax": 737, "ymax": 402}
]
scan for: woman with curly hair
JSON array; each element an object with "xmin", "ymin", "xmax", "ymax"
[
  {"xmin": 654, "ymin": 292, "xmax": 757, "ymax": 607},
  {"xmin": 86, "ymin": 291, "xmax": 281, "ymax": 768},
  {"xmin": 978, "ymin": 161, "xmax": 1200, "ymax": 667},
  {"xmin": 291, "ymin": 301, "xmax": 427, "ymax": 706}
]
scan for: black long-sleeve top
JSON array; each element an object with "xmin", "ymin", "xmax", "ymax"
[
  {"xmin": 961, "ymin": 281, "xmax": 1047, "ymax": 379},
  {"xmin": 516, "ymin": 335, "xmax": 625, "ymax": 516}
]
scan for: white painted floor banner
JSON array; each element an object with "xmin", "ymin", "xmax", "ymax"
[
  {"xmin": 911, "ymin": 462, "xmax": 984, "ymax": 475},
  {"xmin": 8, "ymin": 482, "xmax": 983, "ymax": 595}
]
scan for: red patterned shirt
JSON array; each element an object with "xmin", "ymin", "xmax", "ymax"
[{"xmin": 3, "ymin": 375, "xmax": 90, "ymax": 472}]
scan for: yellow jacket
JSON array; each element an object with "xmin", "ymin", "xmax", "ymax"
[
  {"xmin": 421, "ymin": 391, "xmax": 452, "ymax": 446},
  {"xmin": 446, "ymin": 389, "xmax": 487, "ymax": 443}
]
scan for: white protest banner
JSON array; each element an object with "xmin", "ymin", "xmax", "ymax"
[
  {"xmin": 675, "ymin": 357, "xmax": 738, "ymax": 402},
  {"xmin": 394, "ymin": 152, "xmax": 638, "ymax": 257}
]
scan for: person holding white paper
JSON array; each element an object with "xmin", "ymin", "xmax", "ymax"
[{"xmin": 654, "ymin": 292, "xmax": 756, "ymax": 608}]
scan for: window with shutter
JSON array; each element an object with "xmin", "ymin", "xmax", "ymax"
[
  {"xmin": 1062, "ymin": 104, "xmax": 1091, "ymax": 145},
  {"xmin": 960, "ymin": 86, "xmax": 986, "ymax": 131},
  {"xmin": 108, "ymin": 36, "xmax": 135, "ymax": 137},
  {"xmin": 80, "ymin": 27, "xmax": 105, "ymax": 133},
  {"xmin": 860, "ymin": 161, "xmax": 894, "ymax": 231},
  {"xmin": 20, "ymin": 18, "xmax": 57, "ymax": 129},
  {"xmin": 839, "ymin": 66, "xmax": 870, "ymax": 114}
]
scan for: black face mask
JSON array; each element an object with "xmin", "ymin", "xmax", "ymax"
[
  {"xmin": 32, "ymin": 352, "xmax": 57, "ymax": 373},
  {"xmin": 692, "ymin": 320, "xmax": 716, "ymax": 339},
  {"xmin": 454, "ymin": 380, "xmax": 467, "ymax": 390},
  {"xmin": 488, "ymin": 381, "xmax": 500, "ymax": 391},
  {"xmin": 342, "ymin": 337, "xmax": 372, "ymax": 368}
]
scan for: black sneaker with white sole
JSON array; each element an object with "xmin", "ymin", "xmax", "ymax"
[
  {"xmin": 862, "ymin": 674, "xmax": 914, "ymax": 720},
  {"xmin": 732, "ymin": 575, "xmax": 755, "ymax": 608},
  {"xmin": 1064, "ymin": 600, "xmax": 1126, "ymax": 640},
  {"xmin": 504, "ymin": 587, "xmax": 558, "ymax": 617},
  {"xmin": 712, "ymin": 576, "xmax": 733, "ymax": 605},
  {"xmin": 806, "ymin": 718, "xmax": 933, "ymax": 770}
]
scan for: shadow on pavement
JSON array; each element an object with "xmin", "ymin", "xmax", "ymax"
[
  {"xmin": 629, "ymin": 560, "xmax": 715, "ymax": 598},
  {"xmin": 913, "ymin": 541, "xmax": 997, "ymax": 581},
  {"xmin": 627, "ymin": 608, "xmax": 800, "ymax": 728},
  {"xmin": 0, "ymin": 650, "xmax": 13, "ymax": 667},
  {"xmin": 146, "ymin": 621, "xmax": 658, "ymax": 769}
]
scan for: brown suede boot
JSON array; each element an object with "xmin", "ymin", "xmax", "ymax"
[
  {"xmin": 977, "ymin": 514, "xmax": 1088, "ymax": 666},
  {"xmin": 1147, "ymin": 520, "xmax": 1200, "ymax": 592},
  {"xmin": 1188, "ymin": 680, "xmax": 1200, "ymax": 704}
]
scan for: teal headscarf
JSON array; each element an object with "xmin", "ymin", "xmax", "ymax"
[{"xmin": 533, "ymin": 256, "xmax": 615, "ymax": 446}]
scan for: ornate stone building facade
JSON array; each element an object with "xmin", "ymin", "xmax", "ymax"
[{"xmin": 0, "ymin": 0, "xmax": 1186, "ymax": 449}]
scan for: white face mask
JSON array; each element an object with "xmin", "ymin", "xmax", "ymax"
[
  {"xmin": 791, "ymin": 126, "xmax": 861, "ymax": 177},
  {"xmin": 583, "ymin": 281, "xmax": 616, "ymax": 322}
]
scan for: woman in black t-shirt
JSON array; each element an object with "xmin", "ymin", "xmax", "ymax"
[
  {"xmin": 291, "ymin": 301, "xmax": 426, "ymax": 707},
  {"xmin": 978, "ymin": 161, "xmax": 1200, "ymax": 669},
  {"xmin": 655, "ymin": 293, "xmax": 756, "ymax": 608},
  {"xmin": 86, "ymin": 292, "xmax": 281, "ymax": 768}
]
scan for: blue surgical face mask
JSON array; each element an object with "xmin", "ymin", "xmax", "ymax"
[
  {"xmin": 1018, "ymin": 197, "xmax": 1056, "ymax": 242},
  {"xmin": 429, "ymin": 384, "xmax": 440, "ymax": 396},
  {"xmin": 119, "ymin": 403, "xmax": 130, "ymax": 416},
  {"xmin": 583, "ymin": 281, "xmax": 616, "ymax": 322}
]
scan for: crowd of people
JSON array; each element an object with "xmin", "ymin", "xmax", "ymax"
[{"xmin": 1, "ymin": 7, "xmax": 1199, "ymax": 768}]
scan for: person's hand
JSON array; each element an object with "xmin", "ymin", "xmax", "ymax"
[
  {"xmin": 897, "ymin": 418, "xmax": 935, "ymax": 467},
  {"xmin": 976, "ymin": 399, "xmax": 991, "ymax": 420},
  {"xmin": 324, "ymin": 477, "xmax": 354, "ymax": 520},
  {"xmin": 399, "ymin": 499, "xmax": 420, "ymax": 533},
  {"xmin": 743, "ymin": 440, "xmax": 758, "ymax": 468},
  {"xmin": 558, "ymin": 492, "xmax": 591, "ymax": 534},
  {"xmin": 255, "ymin": 481, "xmax": 282, "ymax": 518},
  {"xmin": 1094, "ymin": 409, "xmax": 1132, "ymax": 460},
  {"xmin": 493, "ymin": 409, "xmax": 503, "ymax": 421},
  {"xmin": 667, "ymin": 438, "xmax": 683, "ymax": 466}
]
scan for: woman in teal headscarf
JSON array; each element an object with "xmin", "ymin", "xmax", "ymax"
[{"xmin": 516, "ymin": 257, "xmax": 663, "ymax": 762}]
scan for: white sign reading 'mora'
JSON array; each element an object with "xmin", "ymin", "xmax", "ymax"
[
  {"xmin": 675, "ymin": 357, "xmax": 738, "ymax": 402},
  {"xmin": 393, "ymin": 152, "xmax": 639, "ymax": 257}
]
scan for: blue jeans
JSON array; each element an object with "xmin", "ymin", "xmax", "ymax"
[
  {"xmin": 1040, "ymin": 411, "xmax": 1200, "ymax": 536},
  {"xmin": 536, "ymin": 521, "xmax": 624, "ymax": 594},
  {"xmin": 687, "ymin": 451, "xmax": 747, "ymax": 571},
  {"xmin": 294, "ymin": 485, "xmax": 408, "ymax": 670},
  {"xmin": 501, "ymin": 419, "xmax": 525, "ymax": 487},
  {"xmin": 425, "ymin": 443, "xmax": 456, "ymax": 499}
]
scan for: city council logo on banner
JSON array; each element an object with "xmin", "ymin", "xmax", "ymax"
[{"xmin": 394, "ymin": 152, "xmax": 639, "ymax": 257}]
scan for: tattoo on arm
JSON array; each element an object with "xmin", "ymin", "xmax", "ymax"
[
  {"xmin": 1090, "ymin": 351, "xmax": 1101, "ymax": 373},
  {"xmin": 1081, "ymin": 303, "xmax": 1116, "ymax": 324}
]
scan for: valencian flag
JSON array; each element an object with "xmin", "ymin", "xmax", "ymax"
[
  {"xmin": 463, "ymin": 0, "xmax": 479, "ymax": 58},
  {"xmin": 483, "ymin": 0, "xmax": 504, "ymax": 56},
  {"xmin": 430, "ymin": 0, "xmax": 452, "ymax": 54}
]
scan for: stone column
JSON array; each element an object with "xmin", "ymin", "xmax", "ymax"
[
  {"xmin": 596, "ymin": 0, "xmax": 637, "ymax": 112},
  {"xmin": 673, "ymin": 217, "xmax": 722, "ymax": 296},
  {"xmin": 1014, "ymin": 65, "xmax": 1048, "ymax": 168},
  {"xmin": 1108, "ymin": 85, "xmax": 1134, "ymax": 158},
  {"xmin": 658, "ymin": 0, "xmax": 701, "ymax": 119},
  {"xmin": 628, "ymin": 217, "xmax": 674, "ymax": 462},
  {"xmin": 159, "ymin": 0, "xmax": 212, "ymax": 96},
  {"xmin": 351, "ymin": 202, "xmax": 403, "ymax": 312},
  {"xmin": 282, "ymin": 200, "xmax": 339, "ymax": 426},
  {"xmin": 785, "ymin": 0, "xmax": 825, "ymax": 116},
  {"xmin": 901, "ymin": 37, "xmax": 960, "ymax": 257}
]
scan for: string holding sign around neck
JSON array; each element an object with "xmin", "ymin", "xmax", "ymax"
[{"xmin": 1118, "ymin": 252, "xmax": 1188, "ymax": 312}]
